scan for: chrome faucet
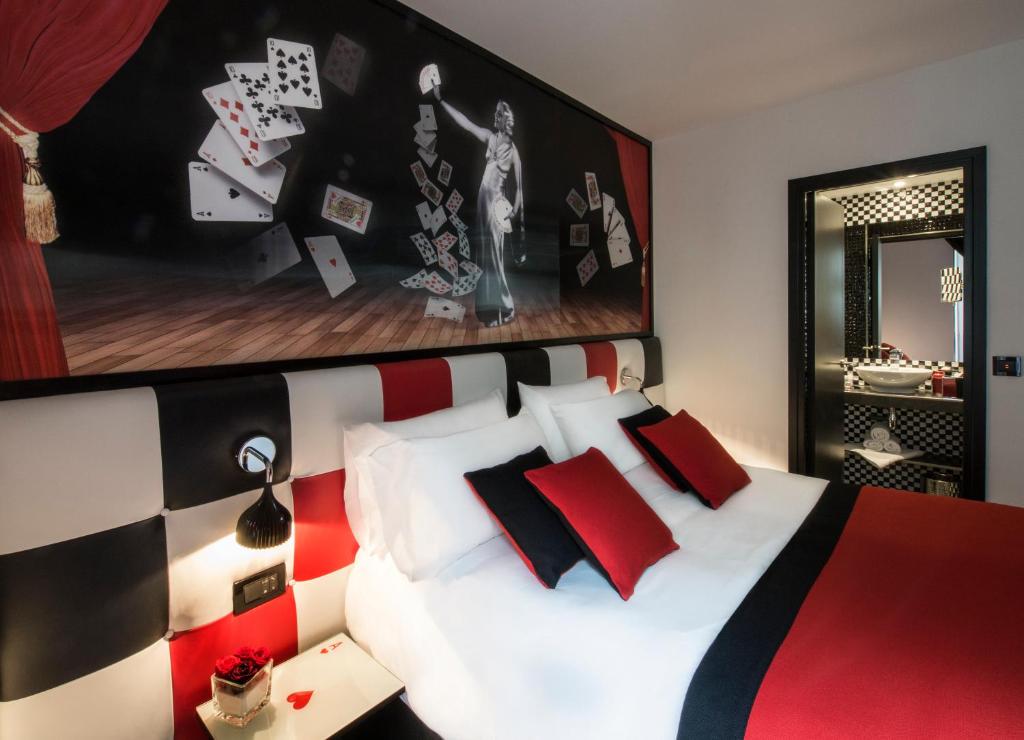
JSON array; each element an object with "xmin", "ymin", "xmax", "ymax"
[{"xmin": 888, "ymin": 347, "xmax": 904, "ymax": 362}]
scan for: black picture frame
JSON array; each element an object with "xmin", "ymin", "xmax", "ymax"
[{"xmin": 1, "ymin": 0, "xmax": 653, "ymax": 401}]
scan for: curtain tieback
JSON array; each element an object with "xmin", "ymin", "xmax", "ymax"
[{"xmin": 0, "ymin": 108, "xmax": 59, "ymax": 244}]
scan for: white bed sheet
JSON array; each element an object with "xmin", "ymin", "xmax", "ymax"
[{"xmin": 345, "ymin": 464, "xmax": 827, "ymax": 740}]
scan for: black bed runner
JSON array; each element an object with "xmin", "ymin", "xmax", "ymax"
[{"xmin": 677, "ymin": 480, "xmax": 861, "ymax": 740}]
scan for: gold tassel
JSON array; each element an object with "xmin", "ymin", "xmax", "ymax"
[
  {"xmin": 0, "ymin": 110, "xmax": 60, "ymax": 244},
  {"xmin": 22, "ymin": 155, "xmax": 59, "ymax": 244}
]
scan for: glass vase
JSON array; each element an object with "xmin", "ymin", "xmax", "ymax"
[{"xmin": 211, "ymin": 660, "xmax": 273, "ymax": 727}]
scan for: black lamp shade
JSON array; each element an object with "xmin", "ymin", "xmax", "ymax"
[{"xmin": 236, "ymin": 482, "xmax": 292, "ymax": 549}]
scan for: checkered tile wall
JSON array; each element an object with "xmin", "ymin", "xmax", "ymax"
[
  {"xmin": 843, "ymin": 358, "xmax": 963, "ymax": 392},
  {"xmin": 834, "ymin": 180, "xmax": 963, "ymax": 227},
  {"xmin": 0, "ymin": 338, "xmax": 662, "ymax": 740}
]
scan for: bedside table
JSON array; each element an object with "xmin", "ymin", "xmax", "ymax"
[{"xmin": 197, "ymin": 633, "xmax": 404, "ymax": 739}]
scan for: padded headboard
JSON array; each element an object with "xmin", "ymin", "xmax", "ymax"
[{"xmin": 0, "ymin": 338, "xmax": 662, "ymax": 739}]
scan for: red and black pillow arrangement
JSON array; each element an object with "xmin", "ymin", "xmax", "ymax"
[{"xmin": 465, "ymin": 401, "xmax": 750, "ymax": 599}]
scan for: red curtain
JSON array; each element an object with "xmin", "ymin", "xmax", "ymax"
[
  {"xmin": 0, "ymin": 0, "xmax": 168, "ymax": 380},
  {"xmin": 606, "ymin": 127, "xmax": 651, "ymax": 330}
]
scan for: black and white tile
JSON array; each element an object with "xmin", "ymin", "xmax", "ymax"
[{"xmin": 835, "ymin": 180, "xmax": 963, "ymax": 227}]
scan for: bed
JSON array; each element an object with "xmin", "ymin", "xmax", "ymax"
[{"xmin": 345, "ymin": 462, "xmax": 1024, "ymax": 739}]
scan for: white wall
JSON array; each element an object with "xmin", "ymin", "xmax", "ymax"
[{"xmin": 653, "ymin": 39, "xmax": 1024, "ymax": 506}]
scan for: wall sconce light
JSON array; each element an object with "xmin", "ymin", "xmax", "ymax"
[
  {"xmin": 620, "ymin": 368, "xmax": 644, "ymax": 389},
  {"xmin": 235, "ymin": 435, "xmax": 292, "ymax": 549}
]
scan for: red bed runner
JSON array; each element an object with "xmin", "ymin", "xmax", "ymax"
[{"xmin": 680, "ymin": 483, "xmax": 1024, "ymax": 738}]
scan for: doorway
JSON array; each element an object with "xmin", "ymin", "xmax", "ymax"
[{"xmin": 788, "ymin": 148, "xmax": 986, "ymax": 500}]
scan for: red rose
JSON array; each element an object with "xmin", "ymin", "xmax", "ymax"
[
  {"xmin": 236, "ymin": 646, "xmax": 255, "ymax": 660},
  {"xmin": 214, "ymin": 654, "xmax": 241, "ymax": 678},
  {"xmin": 228, "ymin": 658, "xmax": 257, "ymax": 683},
  {"xmin": 251, "ymin": 646, "xmax": 271, "ymax": 667}
]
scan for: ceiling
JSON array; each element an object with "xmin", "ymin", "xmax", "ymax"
[{"xmin": 400, "ymin": 0, "xmax": 1024, "ymax": 139}]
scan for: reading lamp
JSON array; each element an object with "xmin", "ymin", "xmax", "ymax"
[
  {"xmin": 235, "ymin": 435, "xmax": 292, "ymax": 549},
  {"xmin": 620, "ymin": 368, "xmax": 643, "ymax": 389}
]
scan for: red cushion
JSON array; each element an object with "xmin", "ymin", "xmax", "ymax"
[
  {"xmin": 524, "ymin": 447, "xmax": 678, "ymax": 600},
  {"xmin": 637, "ymin": 410, "xmax": 750, "ymax": 509}
]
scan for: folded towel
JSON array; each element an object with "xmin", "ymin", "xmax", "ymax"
[
  {"xmin": 850, "ymin": 447, "xmax": 924, "ymax": 470},
  {"xmin": 883, "ymin": 438, "xmax": 902, "ymax": 454},
  {"xmin": 869, "ymin": 424, "xmax": 891, "ymax": 442},
  {"xmin": 864, "ymin": 439, "xmax": 885, "ymax": 452}
]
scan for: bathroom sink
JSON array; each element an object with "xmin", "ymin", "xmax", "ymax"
[{"xmin": 854, "ymin": 366, "xmax": 933, "ymax": 394}]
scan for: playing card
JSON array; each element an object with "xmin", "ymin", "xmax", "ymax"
[
  {"xmin": 227, "ymin": 223, "xmax": 301, "ymax": 288},
  {"xmin": 458, "ymin": 230, "xmax": 471, "ymax": 259},
  {"xmin": 423, "ymin": 270, "xmax": 452, "ymax": 295},
  {"xmin": 584, "ymin": 172, "xmax": 601, "ymax": 210},
  {"xmin": 417, "ymin": 147, "xmax": 438, "ymax": 168},
  {"xmin": 224, "ymin": 64, "xmax": 305, "ymax": 141},
  {"xmin": 321, "ymin": 185, "xmax": 372, "ymax": 234},
  {"xmin": 438, "ymin": 248, "xmax": 458, "ymax": 277},
  {"xmin": 415, "ymin": 202, "xmax": 433, "ymax": 231},
  {"xmin": 400, "ymin": 268, "xmax": 429, "ymax": 288},
  {"xmin": 188, "ymin": 162, "xmax": 273, "ymax": 222},
  {"xmin": 607, "ymin": 237, "xmax": 633, "ymax": 268},
  {"xmin": 437, "ymin": 160, "xmax": 452, "ymax": 186},
  {"xmin": 460, "ymin": 259, "xmax": 482, "ymax": 277},
  {"xmin": 266, "ymin": 38, "xmax": 322, "ymax": 109},
  {"xmin": 451, "ymin": 273, "xmax": 479, "ymax": 297},
  {"xmin": 418, "ymin": 64, "xmax": 441, "ymax": 95},
  {"xmin": 424, "ymin": 296, "xmax": 464, "ymax": 322},
  {"xmin": 421, "ymin": 179, "xmax": 443, "ymax": 207},
  {"xmin": 569, "ymin": 223, "xmax": 590, "ymax": 247},
  {"xmin": 419, "ymin": 104, "xmax": 437, "ymax": 132},
  {"xmin": 198, "ymin": 121, "xmax": 286, "ymax": 204},
  {"xmin": 410, "ymin": 232, "xmax": 436, "ymax": 265},
  {"xmin": 602, "ymin": 193, "xmax": 616, "ymax": 232},
  {"xmin": 322, "ymin": 33, "xmax": 365, "ymax": 95},
  {"xmin": 203, "ymin": 83, "xmax": 291, "ymax": 166},
  {"xmin": 566, "ymin": 188, "xmax": 586, "ymax": 219},
  {"xmin": 305, "ymin": 235, "xmax": 356, "ymax": 298},
  {"xmin": 608, "ymin": 212, "xmax": 630, "ymax": 244},
  {"xmin": 429, "ymin": 205, "xmax": 447, "ymax": 235},
  {"xmin": 413, "ymin": 121, "xmax": 436, "ymax": 149},
  {"xmin": 446, "ymin": 189, "xmax": 464, "ymax": 215},
  {"xmin": 432, "ymin": 232, "xmax": 457, "ymax": 252},
  {"xmin": 449, "ymin": 212, "xmax": 468, "ymax": 232},
  {"xmin": 410, "ymin": 161, "xmax": 428, "ymax": 187},
  {"xmin": 577, "ymin": 249, "xmax": 599, "ymax": 286}
]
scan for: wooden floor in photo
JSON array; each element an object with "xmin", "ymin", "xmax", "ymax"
[{"xmin": 52, "ymin": 271, "xmax": 641, "ymax": 376}]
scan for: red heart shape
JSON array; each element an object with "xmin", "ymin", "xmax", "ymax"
[
  {"xmin": 329, "ymin": 258, "xmax": 337, "ymax": 267},
  {"xmin": 287, "ymin": 691, "xmax": 313, "ymax": 710}
]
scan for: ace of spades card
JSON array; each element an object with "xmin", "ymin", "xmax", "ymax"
[
  {"xmin": 577, "ymin": 249, "xmax": 599, "ymax": 287},
  {"xmin": 322, "ymin": 33, "xmax": 365, "ymax": 96},
  {"xmin": 424, "ymin": 296, "xmax": 465, "ymax": 322},
  {"xmin": 305, "ymin": 236, "xmax": 356, "ymax": 298},
  {"xmin": 198, "ymin": 121, "xmax": 286, "ymax": 204},
  {"xmin": 188, "ymin": 162, "xmax": 272, "ymax": 222},
  {"xmin": 225, "ymin": 64, "xmax": 305, "ymax": 141},
  {"xmin": 202, "ymin": 83, "xmax": 291, "ymax": 167},
  {"xmin": 227, "ymin": 223, "xmax": 302, "ymax": 288},
  {"xmin": 415, "ymin": 202, "xmax": 433, "ymax": 231},
  {"xmin": 267, "ymin": 38, "xmax": 323, "ymax": 109}
]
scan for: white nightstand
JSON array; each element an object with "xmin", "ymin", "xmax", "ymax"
[{"xmin": 197, "ymin": 633, "xmax": 404, "ymax": 739}]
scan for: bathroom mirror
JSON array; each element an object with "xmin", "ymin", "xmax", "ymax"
[{"xmin": 868, "ymin": 229, "xmax": 964, "ymax": 362}]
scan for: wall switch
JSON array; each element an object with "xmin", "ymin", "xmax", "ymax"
[
  {"xmin": 233, "ymin": 562, "xmax": 286, "ymax": 616},
  {"xmin": 992, "ymin": 356, "xmax": 1022, "ymax": 377}
]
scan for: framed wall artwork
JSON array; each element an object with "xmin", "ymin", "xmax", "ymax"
[{"xmin": 0, "ymin": 0, "xmax": 651, "ymax": 398}]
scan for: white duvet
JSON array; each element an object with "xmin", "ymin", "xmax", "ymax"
[{"xmin": 345, "ymin": 464, "xmax": 827, "ymax": 740}]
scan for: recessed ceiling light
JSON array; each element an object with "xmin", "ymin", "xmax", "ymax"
[{"xmin": 893, "ymin": 179, "xmax": 907, "ymax": 188}]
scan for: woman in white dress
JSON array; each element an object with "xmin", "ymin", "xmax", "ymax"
[{"xmin": 434, "ymin": 87, "xmax": 524, "ymax": 327}]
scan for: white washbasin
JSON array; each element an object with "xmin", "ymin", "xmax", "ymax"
[{"xmin": 854, "ymin": 366, "xmax": 933, "ymax": 394}]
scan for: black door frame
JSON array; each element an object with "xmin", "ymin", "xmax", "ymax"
[{"xmin": 788, "ymin": 147, "xmax": 987, "ymax": 500}]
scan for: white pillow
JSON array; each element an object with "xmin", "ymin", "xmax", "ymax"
[
  {"xmin": 551, "ymin": 390, "xmax": 653, "ymax": 473},
  {"xmin": 364, "ymin": 413, "xmax": 548, "ymax": 579},
  {"xmin": 517, "ymin": 376, "xmax": 610, "ymax": 461},
  {"xmin": 343, "ymin": 388, "xmax": 507, "ymax": 553}
]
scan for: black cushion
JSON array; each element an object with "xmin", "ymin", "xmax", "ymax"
[
  {"xmin": 464, "ymin": 446, "xmax": 583, "ymax": 588},
  {"xmin": 619, "ymin": 405, "xmax": 693, "ymax": 492}
]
